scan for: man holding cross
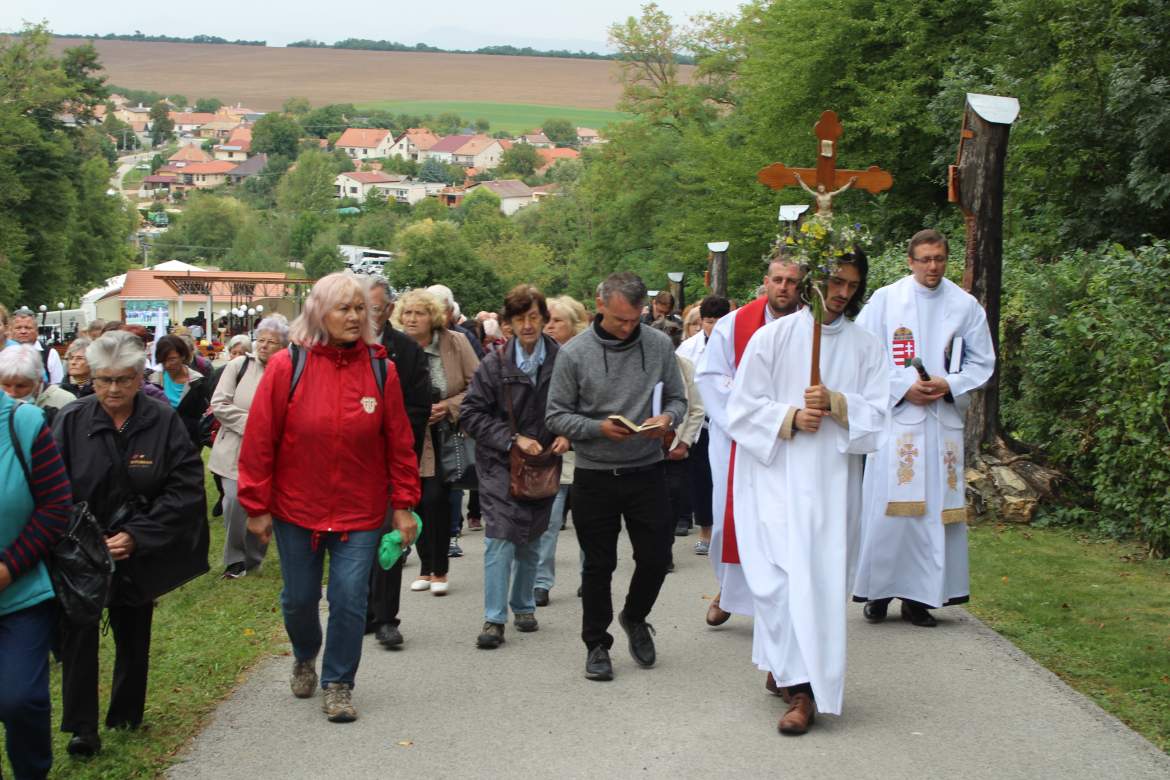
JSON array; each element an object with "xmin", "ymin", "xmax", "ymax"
[
  {"xmin": 724, "ymin": 249, "xmax": 887, "ymax": 734},
  {"xmin": 851, "ymin": 229, "xmax": 996, "ymax": 625}
]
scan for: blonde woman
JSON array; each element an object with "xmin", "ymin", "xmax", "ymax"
[
  {"xmin": 238, "ymin": 273, "xmax": 420, "ymax": 722},
  {"xmin": 396, "ymin": 289, "xmax": 479, "ymax": 596}
]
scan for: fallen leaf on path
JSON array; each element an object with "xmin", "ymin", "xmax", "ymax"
[{"xmin": 397, "ymin": 740, "xmax": 414, "ymax": 747}]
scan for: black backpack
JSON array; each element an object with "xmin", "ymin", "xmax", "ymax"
[
  {"xmin": 287, "ymin": 343, "xmax": 388, "ymax": 399},
  {"xmin": 7, "ymin": 406, "xmax": 113, "ymax": 626}
]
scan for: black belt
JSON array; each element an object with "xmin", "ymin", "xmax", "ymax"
[{"xmin": 582, "ymin": 463, "xmax": 661, "ymax": 477}]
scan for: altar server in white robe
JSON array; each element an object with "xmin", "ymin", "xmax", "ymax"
[
  {"xmin": 726, "ymin": 252, "xmax": 887, "ymax": 733},
  {"xmin": 695, "ymin": 259, "xmax": 802, "ymax": 626},
  {"xmin": 852, "ymin": 229, "xmax": 995, "ymax": 626}
]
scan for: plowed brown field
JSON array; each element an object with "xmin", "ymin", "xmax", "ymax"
[{"xmin": 49, "ymin": 38, "xmax": 671, "ymax": 111}]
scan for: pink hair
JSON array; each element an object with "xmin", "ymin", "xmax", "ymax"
[{"xmin": 289, "ymin": 273, "xmax": 374, "ymax": 347}]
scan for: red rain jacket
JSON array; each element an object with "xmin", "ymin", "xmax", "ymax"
[{"xmin": 238, "ymin": 341, "xmax": 421, "ymax": 532}]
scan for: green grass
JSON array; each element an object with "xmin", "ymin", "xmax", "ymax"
[
  {"xmin": 354, "ymin": 100, "xmax": 629, "ymax": 134},
  {"xmin": 122, "ymin": 167, "xmax": 148, "ymax": 191},
  {"xmin": 968, "ymin": 523, "xmax": 1170, "ymax": 751},
  {"xmin": 1, "ymin": 462, "xmax": 289, "ymax": 779}
]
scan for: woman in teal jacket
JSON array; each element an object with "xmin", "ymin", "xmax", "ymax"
[{"xmin": 0, "ymin": 390, "xmax": 73, "ymax": 779}]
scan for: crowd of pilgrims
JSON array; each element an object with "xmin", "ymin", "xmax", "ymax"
[{"xmin": 0, "ymin": 227, "xmax": 994, "ymax": 776}]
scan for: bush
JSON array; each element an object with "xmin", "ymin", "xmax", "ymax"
[{"xmin": 1003, "ymin": 239, "xmax": 1170, "ymax": 555}]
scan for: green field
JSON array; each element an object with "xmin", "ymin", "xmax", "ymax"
[{"xmin": 355, "ymin": 100, "xmax": 629, "ymax": 134}]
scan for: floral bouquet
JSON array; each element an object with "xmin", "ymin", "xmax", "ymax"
[{"xmin": 781, "ymin": 216, "xmax": 871, "ymax": 322}]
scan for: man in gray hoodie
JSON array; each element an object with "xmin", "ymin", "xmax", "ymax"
[{"xmin": 546, "ymin": 272, "xmax": 689, "ymax": 681}]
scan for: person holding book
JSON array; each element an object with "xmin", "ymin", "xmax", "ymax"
[
  {"xmin": 546, "ymin": 272, "xmax": 688, "ymax": 681},
  {"xmin": 851, "ymin": 229, "xmax": 996, "ymax": 626}
]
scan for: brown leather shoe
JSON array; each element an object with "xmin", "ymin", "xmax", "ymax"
[
  {"xmin": 778, "ymin": 693, "xmax": 815, "ymax": 735},
  {"xmin": 706, "ymin": 594, "xmax": 732, "ymax": 626}
]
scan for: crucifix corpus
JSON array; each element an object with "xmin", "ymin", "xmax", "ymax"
[{"xmin": 756, "ymin": 110, "xmax": 893, "ymax": 384}]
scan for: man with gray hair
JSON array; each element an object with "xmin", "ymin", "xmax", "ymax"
[
  {"xmin": 546, "ymin": 271, "xmax": 688, "ymax": 681},
  {"xmin": 8, "ymin": 309, "xmax": 64, "ymax": 385}
]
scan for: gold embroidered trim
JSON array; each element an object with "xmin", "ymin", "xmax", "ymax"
[
  {"xmin": 779, "ymin": 406, "xmax": 797, "ymax": 440},
  {"xmin": 829, "ymin": 391, "xmax": 849, "ymax": 428},
  {"xmin": 944, "ymin": 441, "xmax": 960, "ymax": 492},
  {"xmin": 896, "ymin": 433, "xmax": 918, "ymax": 485},
  {"xmin": 941, "ymin": 507, "xmax": 967, "ymax": 525},
  {"xmin": 886, "ymin": 501, "xmax": 926, "ymax": 517}
]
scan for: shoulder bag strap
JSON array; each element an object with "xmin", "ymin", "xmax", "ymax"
[
  {"xmin": 288, "ymin": 344, "xmax": 306, "ymax": 401},
  {"xmin": 8, "ymin": 406, "xmax": 32, "ymax": 485}
]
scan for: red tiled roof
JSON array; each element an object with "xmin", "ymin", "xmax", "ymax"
[
  {"xmin": 428, "ymin": 135, "xmax": 475, "ymax": 153},
  {"xmin": 180, "ymin": 161, "xmax": 238, "ymax": 175},
  {"xmin": 169, "ymin": 145, "xmax": 213, "ymax": 163},
  {"xmin": 400, "ymin": 128, "xmax": 440, "ymax": 150},
  {"xmin": 497, "ymin": 139, "xmax": 514, "ymax": 150},
  {"xmin": 340, "ymin": 171, "xmax": 401, "ymax": 184},
  {"xmin": 537, "ymin": 147, "xmax": 580, "ymax": 163},
  {"xmin": 336, "ymin": 128, "xmax": 392, "ymax": 148},
  {"xmin": 454, "ymin": 135, "xmax": 498, "ymax": 156},
  {"xmin": 169, "ymin": 112, "xmax": 216, "ymax": 125}
]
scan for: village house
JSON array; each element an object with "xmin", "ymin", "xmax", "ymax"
[
  {"xmin": 169, "ymin": 144, "xmax": 214, "ymax": 165},
  {"xmin": 114, "ymin": 103, "xmax": 153, "ymax": 126},
  {"xmin": 226, "ymin": 154, "xmax": 268, "ymax": 185},
  {"xmin": 336, "ymin": 128, "xmax": 395, "ymax": 160},
  {"xmin": 378, "ymin": 180, "xmax": 447, "ymax": 206},
  {"xmin": 517, "ymin": 131, "xmax": 552, "ymax": 148},
  {"xmin": 138, "ymin": 172, "xmax": 179, "ymax": 199},
  {"xmin": 536, "ymin": 146, "xmax": 580, "ymax": 174},
  {"xmin": 169, "ymin": 112, "xmax": 218, "ymax": 134},
  {"xmin": 466, "ymin": 179, "xmax": 537, "ymax": 216},
  {"xmin": 451, "ymin": 135, "xmax": 507, "ymax": 170},
  {"xmin": 576, "ymin": 127, "xmax": 601, "ymax": 146},
  {"xmin": 198, "ymin": 119, "xmax": 243, "ymax": 140},
  {"xmin": 335, "ymin": 171, "xmax": 407, "ymax": 202},
  {"xmin": 422, "ymin": 135, "xmax": 475, "ymax": 165},
  {"xmin": 177, "ymin": 160, "xmax": 238, "ymax": 189},
  {"xmin": 388, "ymin": 128, "xmax": 441, "ymax": 161},
  {"xmin": 213, "ymin": 145, "xmax": 248, "ymax": 162}
]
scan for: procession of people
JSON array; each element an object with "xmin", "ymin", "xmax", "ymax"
[{"xmin": 0, "ymin": 218, "xmax": 996, "ymax": 776}]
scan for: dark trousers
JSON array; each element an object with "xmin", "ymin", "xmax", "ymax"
[
  {"xmin": 572, "ymin": 465, "xmax": 672, "ymax": 650},
  {"xmin": 664, "ymin": 457, "xmax": 693, "ymax": 529},
  {"xmin": 688, "ymin": 427, "xmax": 714, "ymax": 527},
  {"xmin": 0, "ymin": 600, "xmax": 55, "ymax": 780},
  {"xmin": 417, "ymin": 476, "xmax": 451, "ymax": 576},
  {"xmin": 60, "ymin": 602, "xmax": 154, "ymax": 734},
  {"xmin": 367, "ymin": 555, "xmax": 404, "ymax": 629}
]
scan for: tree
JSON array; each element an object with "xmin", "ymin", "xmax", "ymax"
[
  {"xmin": 500, "ymin": 143, "xmax": 541, "ymax": 177},
  {"xmin": 149, "ymin": 100, "xmax": 174, "ymax": 145},
  {"xmin": 68, "ymin": 156, "xmax": 133, "ymax": 286},
  {"xmin": 194, "ymin": 97, "xmax": 222, "ymax": 113},
  {"xmin": 434, "ymin": 111, "xmax": 464, "ymax": 135},
  {"xmin": 151, "ymin": 194, "xmax": 248, "ymax": 262},
  {"xmin": 282, "ymin": 96, "xmax": 312, "ymax": 116},
  {"xmin": 103, "ymin": 114, "xmax": 139, "ymax": 150},
  {"xmin": 411, "ymin": 197, "xmax": 450, "ymax": 222},
  {"xmin": 418, "ymin": 157, "xmax": 448, "ymax": 183},
  {"xmin": 251, "ymin": 112, "xmax": 303, "ymax": 158},
  {"xmin": 542, "ymin": 118, "xmax": 576, "ymax": 146},
  {"xmin": 475, "ymin": 117, "xmax": 491, "ymax": 132},
  {"xmin": 389, "ymin": 220, "xmax": 505, "ymax": 314},
  {"xmin": 457, "ymin": 188, "xmax": 510, "ymax": 246},
  {"xmin": 304, "ymin": 228, "xmax": 345, "ymax": 279},
  {"xmin": 276, "ymin": 149, "xmax": 336, "ymax": 213},
  {"xmin": 300, "ymin": 103, "xmax": 355, "ymax": 138}
]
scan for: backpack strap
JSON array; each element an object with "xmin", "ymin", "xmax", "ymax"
[
  {"xmin": 288, "ymin": 344, "xmax": 307, "ymax": 401},
  {"xmin": 7, "ymin": 405, "xmax": 32, "ymax": 485},
  {"xmin": 235, "ymin": 355, "xmax": 253, "ymax": 385},
  {"xmin": 368, "ymin": 345, "xmax": 387, "ymax": 397}
]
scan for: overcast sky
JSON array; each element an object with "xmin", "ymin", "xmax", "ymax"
[{"xmin": 3, "ymin": 0, "xmax": 747, "ymax": 52}]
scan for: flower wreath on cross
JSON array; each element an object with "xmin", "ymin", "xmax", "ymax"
[{"xmin": 775, "ymin": 214, "xmax": 872, "ymax": 323}]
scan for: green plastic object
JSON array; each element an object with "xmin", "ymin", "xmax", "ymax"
[{"xmin": 378, "ymin": 511, "xmax": 423, "ymax": 570}]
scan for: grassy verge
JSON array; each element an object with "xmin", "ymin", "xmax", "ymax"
[
  {"xmin": 1, "ymin": 466, "xmax": 288, "ymax": 779},
  {"xmin": 122, "ymin": 167, "xmax": 148, "ymax": 191},
  {"xmin": 968, "ymin": 523, "xmax": 1170, "ymax": 751},
  {"xmin": 355, "ymin": 99, "xmax": 629, "ymax": 134}
]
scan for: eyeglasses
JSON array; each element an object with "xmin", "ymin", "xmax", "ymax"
[
  {"xmin": 255, "ymin": 338, "xmax": 282, "ymax": 348},
  {"xmin": 93, "ymin": 375, "xmax": 138, "ymax": 388},
  {"xmin": 911, "ymin": 254, "xmax": 947, "ymax": 265},
  {"xmin": 369, "ymin": 305, "xmax": 388, "ymax": 314}
]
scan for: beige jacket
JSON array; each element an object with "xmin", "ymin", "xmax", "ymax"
[
  {"xmin": 419, "ymin": 328, "xmax": 480, "ymax": 478},
  {"xmin": 670, "ymin": 355, "xmax": 705, "ymax": 455},
  {"xmin": 208, "ymin": 355, "xmax": 265, "ymax": 480}
]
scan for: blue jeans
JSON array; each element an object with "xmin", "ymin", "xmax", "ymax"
[
  {"xmin": 448, "ymin": 488, "xmax": 464, "ymax": 535},
  {"xmin": 273, "ymin": 520, "xmax": 379, "ymax": 688},
  {"xmin": 483, "ymin": 536, "xmax": 540, "ymax": 624},
  {"xmin": 0, "ymin": 599, "xmax": 55, "ymax": 779},
  {"xmin": 534, "ymin": 485, "xmax": 569, "ymax": 590}
]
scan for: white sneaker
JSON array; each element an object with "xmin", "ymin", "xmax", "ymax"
[
  {"xmin": 410, "ymin": 578, "xmax": 431, "ymax": 592},
  {"xmin": 430, "ymin": 580, "xmax": 449, "ymax": 596}
]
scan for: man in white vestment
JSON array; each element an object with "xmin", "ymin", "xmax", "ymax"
[
  {"xmin": 726, "ymin": 251, "xmax": 886, "ymax": 734},
  {"xmin": 695, "ymin": 260, "xmax": 801, "ymax": 627},
  {"xmin": 851, "ymin": 229, "xmax": 996, "ymax": 626}
]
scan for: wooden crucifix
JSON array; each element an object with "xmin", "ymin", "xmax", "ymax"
[{"xmin": 756, "ymin": 110, "xmax": 893, "ymax": 384}]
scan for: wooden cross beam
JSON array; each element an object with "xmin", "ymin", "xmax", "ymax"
[{"xmin": 757, "ymin": 110, "xmax": 893, "ymax": 211}]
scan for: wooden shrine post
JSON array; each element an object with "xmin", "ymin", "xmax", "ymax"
[
  {"xmin": 757, "ymin": 111, "xmax": 893, "ymax": 383},
  {"xmin": 949, "ymin": 93, "xmax": 1019, "ymax": 452},
  {"xmin": 707, "ymin": 241, "xmax": 729, "ymax": 298}
]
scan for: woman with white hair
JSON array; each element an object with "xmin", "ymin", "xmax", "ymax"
[
  {"xmin": 239, "ymin": 273, "xmax": 420, "ymax": 723},
  {"xmin": 0, "ymin": 345, "xmax": 78, "ymax": 423},
  {"xmin": 52, "ymin": 331, "xmax": 208, "ymax": 757},
  {"xmin": 60, "ymin": 337, "xmax": 95, "ymax": 398},
  {"xmin": 209, "ymin": 315, "xmax": 288, "ymax": 579}
]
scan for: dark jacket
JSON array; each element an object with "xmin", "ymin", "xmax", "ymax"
[
  {"xmin": 149, "ymin": 369, "xmax": 211, "ymax": 448},
  {"xmin": 59, "ymin": 379, "xmax": 94, "ymax": 399},
  {"xmin": 461, "ymin": 335, "xmax": 560, "ymax": 545},
  {"xmin": 381, "ymin": 326, "xmax": 430, "ymax": 461},
  {"xmin": 455, "ymin": 323, "xmax": 485, "ymax": 359},
  {"xmin": 52, "ymin": 392, "xmax": 209, "ymax": 605}
]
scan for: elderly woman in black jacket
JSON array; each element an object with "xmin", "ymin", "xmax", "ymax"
[
  {"xmin": 52, "ymin": 331, "xmax": 209, "ymax": 758},
  {"xmin": 461, "ymin": 285, "xmax": 568, "ymax": 649}
]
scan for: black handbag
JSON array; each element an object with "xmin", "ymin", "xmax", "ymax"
[
  {"xmin": 7, "ymin": 408, "xmax": 113, "ymax": 626},
  {"xmin": 436, "ymin": 420, "xmax": 478, "ymax": 490}
]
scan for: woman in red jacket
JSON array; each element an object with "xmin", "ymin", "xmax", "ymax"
[{"xmin": 239, "ymin": 273, "xmax": 421, "ymax": 724}]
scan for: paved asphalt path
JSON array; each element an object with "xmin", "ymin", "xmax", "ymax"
[{"xmin": 169, "ymin": 523, "xmax": 1170, "ymax": 779}]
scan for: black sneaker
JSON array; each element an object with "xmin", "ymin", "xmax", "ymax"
[
  {"xmin": 514, "ymin": 612, "xmax": 538, "ymax": 632},
  {"xmin": 477, "ymin": 622, "xmax": 505, "ymax": 648},
  {"xmin": 674, "ymin": 522, "xmax": 690, "ymax": 537},
  {"xmin": 534, "ymin": 587, "xmax": 550, "ymax": 607},
  {"xmin": 448, "ymin": 540, "xmax": 463, "ymax": 558},
  {"xmin": 585, "ymin": 646, "xmax": 613, "ymax": 681},
  {"xmin": 375, "ymin": 624, "xmax": 403, "ymax": 648},
  {"xmin": 863, "ymin": 598, "xmax": 891, "ymax": 623},
  {"xmin": 618, "ymin": 611, "xmax": 657, "ymax": 667},
  {"xmin": 900, "ymin": 599, "xmax": 938, "ymax": 627},
  {"xmin": 67, "ymin": 730, "xmax": 102, "ymax": 757},
  {"xmin": 222, "ymin": 562, "xmax": 247, "ymax": 580}
]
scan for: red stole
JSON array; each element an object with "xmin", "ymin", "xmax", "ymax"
[{"xmin": 722, "ymin": 296, "xmax": 769, "ymax": 564}]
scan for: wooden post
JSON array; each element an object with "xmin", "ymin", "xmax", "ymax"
[
  {"xmin": 707, "ymin": 242, "xmax": 729, "ymax": 298},
  {"xmin": 950, "ymin": 93, "xmax": 1019, "ymax": 452}
]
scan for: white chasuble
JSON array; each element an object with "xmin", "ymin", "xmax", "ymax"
[
  {"xmin": 726, "ymin": 309, "xmax": 887, "ymax": 715},
  {"xmin": 852, "ymin": 276, "xmax": 995, "ymax": 608}
]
